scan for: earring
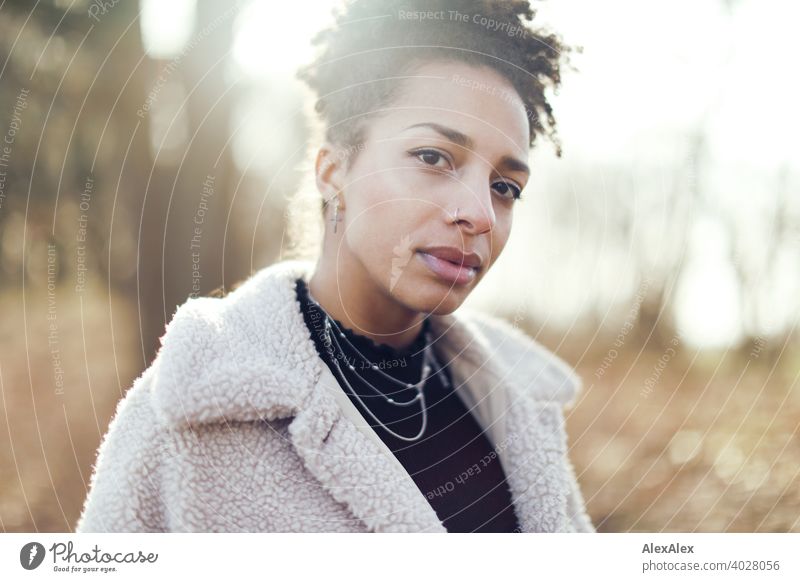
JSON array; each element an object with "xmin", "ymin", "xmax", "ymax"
[
  {"xmin": 328, "ymin": 191, "xmax": 343, "ymax": 234},
  {"xmin": 333, "ymin": 199, "xmax": 340, "ymax": 233}
]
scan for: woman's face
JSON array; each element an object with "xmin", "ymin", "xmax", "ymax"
[{"xmin": 323, "ymin": 60, "xmax": 531, "ymax": 315}]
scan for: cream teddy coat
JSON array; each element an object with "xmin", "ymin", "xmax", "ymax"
[{"xmin": 75, "ymin": 259, "xmax": 594, "ymax": 533}]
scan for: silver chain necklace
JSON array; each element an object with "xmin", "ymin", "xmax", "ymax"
[
  {"xmin": 306, "ymin": 289, "xmax": 436, "ymax": 442},
  {"xmin": 316, "ymin": 296, "xmax": 451, "ymax": 391}
]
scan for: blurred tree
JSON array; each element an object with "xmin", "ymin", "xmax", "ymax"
[
  {"xmin": 0, "ymin": 0, "xmax": 251, "ymax": 365},
  {"xmin": 136, "ymin": 0, "xmax": 240, "ymax": 364}
]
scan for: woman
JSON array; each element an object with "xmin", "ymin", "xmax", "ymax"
[{"xmin": 76, "ymin": 0, "xmax": 593, "ymax": 533}]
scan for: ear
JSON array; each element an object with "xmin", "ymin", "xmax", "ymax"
[{"xmin": 315, "ymin": 142, "xmax": 349, "ymax": 209}]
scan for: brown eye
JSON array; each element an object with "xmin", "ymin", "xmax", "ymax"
[
  {"xmin": 492, "ymin": 180, "xmax": 522, "ymax": 201},
  {"xmin": 410, "ymin": 148, "xmax": 451, "ymax": 170}
]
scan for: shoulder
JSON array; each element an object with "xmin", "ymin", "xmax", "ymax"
[
  {"xmin": 76, "ymin": 363, "xmax": 171, "ymax": 531},
  {"xmin": 153, "ymin": 260, "xmax": 311, "ymax": 365},
  {"xmin": 149, "ymin": 260, "xmax": 317, "ymax": 426},
  {"xmin": 456, "ymin": 308, "xmax": 583, "ymax": 407},
  {"xmin": 99, "ymin": 362, "xmax": 167, "ymax": 442}
]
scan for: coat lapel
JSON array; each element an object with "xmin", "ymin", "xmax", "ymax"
[
  {"xmin": 288, "ymin": 367, "xmax": 447, "ymax": 533},
  {"xmin": 503, "ymin": 398, "xmax": 572, "ymax": 531},
  {"xmin": 428, "ymin": 312, "xmax": 575, "ymax": 532}
]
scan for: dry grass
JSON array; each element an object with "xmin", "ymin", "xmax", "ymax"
[
  {"xmin": 566, "ymin": 342, "xmax": 800, "ymax": 532},
  {"xmin": 0, "ymin": 282, "xmax": 140, "ymax": 532}
]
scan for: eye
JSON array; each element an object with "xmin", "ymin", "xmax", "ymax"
[
  {"xmin": 492, "ymin": 180, "xmax": 523, "ymax": 201},
  {"xmin": 410, "ymin": 148, "xmax": 452, "ymax": 171}
]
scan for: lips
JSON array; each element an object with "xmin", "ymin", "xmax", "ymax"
[
  {"xmin": 418, "ymin": 246, "xmax": 483, "ymax": 269},
  {"xmin": 416, "ymin": 246, "xmax": 483, "ymax": 286}
]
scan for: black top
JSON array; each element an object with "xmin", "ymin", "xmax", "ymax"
[{"xmin": 295, "ymin": 279, "xmax": 521, "ymax": 533}]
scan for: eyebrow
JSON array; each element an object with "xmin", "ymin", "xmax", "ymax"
[{"xmin": 401, "ymin": 122, "xmax": 530, "ymax": 176}]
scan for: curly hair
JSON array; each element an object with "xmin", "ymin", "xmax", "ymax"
[{"xmin": 296, "ymin": 0, "xmax": 575, "ymax": 164}]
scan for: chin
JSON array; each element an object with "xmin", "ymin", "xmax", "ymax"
[
  {"xmin": 396, "ymin": 278, "xmax": 471, "ymax": 316},
  {"xmin": 425, "ymin": 300, "xmax": 463, "ymax": 316}
]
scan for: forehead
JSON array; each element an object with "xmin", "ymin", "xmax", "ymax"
[{"xmin": 366, "ymin": 60, "xmax": 530, "ymax": 155}]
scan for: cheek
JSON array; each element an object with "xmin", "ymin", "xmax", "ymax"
[
  {"xmin": 488, "ymin": 212, "xmax": 513, "ymax": 262},
  {"xmin": 346, "ymin": 205, "xmax": 397, "ymax": 246},
  {"xmin": 343, "ymin": 187, "xmax": 417, "ymax": 271}
]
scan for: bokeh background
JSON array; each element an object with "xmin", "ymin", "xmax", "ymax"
[{"xmin": 1, "ymin": 0, "xmax": 798, "ymax": 532}]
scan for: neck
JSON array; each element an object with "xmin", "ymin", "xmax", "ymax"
[{"xmin": 308, "ymin": 249, "xmax": 426, "ymax": 350}]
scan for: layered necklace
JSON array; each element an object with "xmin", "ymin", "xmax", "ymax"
[{"xmin": 306, "ymin": 289, "xmax": 450, "ymax": 442}]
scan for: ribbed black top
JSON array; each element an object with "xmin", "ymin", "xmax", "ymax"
[{"xmin": 295, "ymin": 278, "xmax": 520, "ymax": 533}]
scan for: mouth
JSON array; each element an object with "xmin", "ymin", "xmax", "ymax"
[{"xmin": 416, "ymin": 247, "xmax": 482, "ymax": 286}]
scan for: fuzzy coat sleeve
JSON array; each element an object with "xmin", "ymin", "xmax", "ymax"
[
  {"xmin": 565, "ymin": 454, "xmax": 595, "ymax": 532},
  {"xmin": 75, "ymin": 361, "xmax": 170, "ymax": 532}
]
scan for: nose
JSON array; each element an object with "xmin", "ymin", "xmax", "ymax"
[{"xmin": 451, "ymin": 179, "xmax": 496, "ymax": 235}]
